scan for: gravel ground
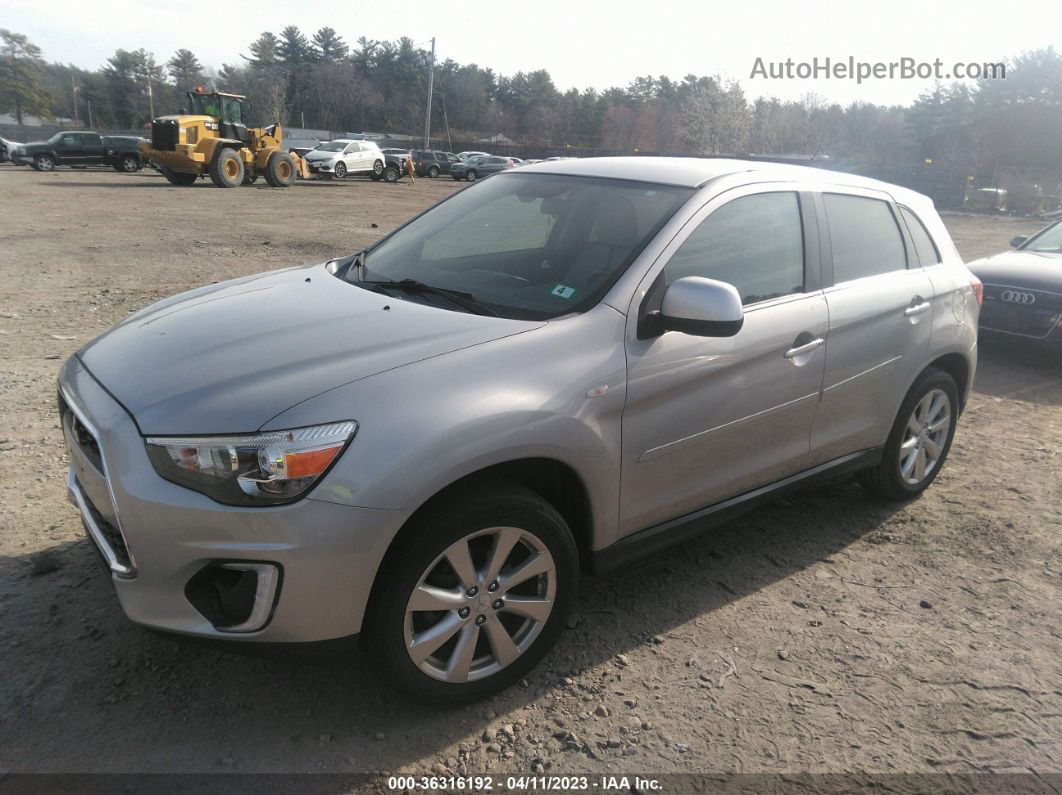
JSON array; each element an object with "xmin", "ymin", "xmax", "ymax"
[{"xmin": 0, "ymin": 167, "xmax": 1058, "ymax": 782}]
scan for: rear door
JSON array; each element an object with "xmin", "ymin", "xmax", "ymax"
[
  {"xmin": 809, "ymin": 189, "xmax": 934, "ymax": 464},
  {"xmin": 620, "ymin": 186, "xmax": 828, "ymax": 536},
  {"xmin": 80, "ymin": 133, "xmax": 104, "ymax": 166}
]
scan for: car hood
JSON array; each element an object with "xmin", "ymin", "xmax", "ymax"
[
  {"xmin": 967, "ymin": 250, "xmax": 1062, "ymax": 293},
  {"xmin": 78, "ymin": 263, "xmax": 543, "ymax": 435}
]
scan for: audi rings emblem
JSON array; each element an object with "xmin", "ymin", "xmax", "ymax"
[{"xmin": 1000, "ymin": 290, "xmax": 1036, "ymax": 305}]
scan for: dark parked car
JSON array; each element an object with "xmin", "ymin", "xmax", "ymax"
[
  {"xmin": 449, "ymin": 155, "xmax": 514, "ymax": 182},
  {"xmin": 411, "ymin": 149, "xmax": 459, "ymax": 177},
  {"xmin": 18, "ymin": 131, "xmax": 146, "ymax": 173},
  {"xmin": 966, "ymin": 218, "xmax": 1062, "ymax": 344}
]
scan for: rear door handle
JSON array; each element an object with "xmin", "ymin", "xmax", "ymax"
[
  {"xmin": 784, "ymin": 338, "xmax": 825, "ymax": 359},
  {"xmin": 904, "ymin": 300, "xmax": 931, "ymax": 317}
]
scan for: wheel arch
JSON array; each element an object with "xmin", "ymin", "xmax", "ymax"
[
  {"xmin": 923, "ymin": 352, "xmax": 971, "ymax": 411},
  {"xmin": 362, "ymin": 456, "xmax": 594, "ymax": 640}
]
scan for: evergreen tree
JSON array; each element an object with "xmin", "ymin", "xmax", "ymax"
[{"xmin": 0, "ymin": 29, "xmax": 55, "ymax": 124}]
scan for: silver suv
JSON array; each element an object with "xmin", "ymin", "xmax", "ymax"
[{"xmin": 59, "ymin": 158, "xmax": 980, "ymax": 702}]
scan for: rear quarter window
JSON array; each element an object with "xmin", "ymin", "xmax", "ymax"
[
  {"xmin": 899, "ymin": 206, "xmax": 941, "ymax": 266},
  {"xmin": 823, "ymin": 193, "xmax": 907, "ymax": 282}
]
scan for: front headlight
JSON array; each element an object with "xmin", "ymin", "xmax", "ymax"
[{"xmin": 145, "ymin": 421, "xmax": 356, "ymax": 506}]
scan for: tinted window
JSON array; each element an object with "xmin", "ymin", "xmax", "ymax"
[
  {"xmin": 664, "ymin": 192, "xmax": 805, "ymax": 305},
  {"xmin": 60, "ymin": 135, "xmax": 78, "ymax": 147},
  {"xmin": 899, "ymin": 206, "xmax": 941, "ymax": 265},
  {"xmin": 824, "ymin": 193, "xmax": 907, "ymax": 281}
]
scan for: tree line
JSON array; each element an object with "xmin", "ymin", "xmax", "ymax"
[{"xmin": 2, "ymin": 27, "xmax": 1060, "ymax": 173}]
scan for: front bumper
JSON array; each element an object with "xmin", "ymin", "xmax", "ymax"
[
  {"xmin": 305, "ymin": 160, "xmax": 334, "ymax": 173},
  {"xmin": 58, "ymin": 357, "xmax": 411, "ymax": 642}
]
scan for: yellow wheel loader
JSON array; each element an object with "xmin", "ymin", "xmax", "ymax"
[{"xmin": 140, "ymin": 89, "xmax": 298, "ymax": 188}]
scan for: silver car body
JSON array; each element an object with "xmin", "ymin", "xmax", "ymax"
[{"xmin": 59, "ymin": 157, "xmax": 978, "ymax": 643}]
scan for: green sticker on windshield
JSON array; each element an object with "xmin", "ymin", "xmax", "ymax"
[{"xmin": 551, "ymin": 284, "xmax": 577, "ymax": 300}]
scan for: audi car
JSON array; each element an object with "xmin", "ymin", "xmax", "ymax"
[{"xmin": 967, "ymin": 218, "xmax": 1062, "ymax": 344}]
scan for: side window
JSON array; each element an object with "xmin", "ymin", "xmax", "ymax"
[
  {"xmin": 899, "ymin": 206, "xmax": 941, "ymax": 266},
  {"xmin": 61, "ymin": 135, "xmax": 78, "ymax": 147},
  {"xmin": 823, "ymin": 193, "xmax": 907, "ymax": 282},
  {"xmin": 664, "ymin": 192, "xmax": 805, "ymax": 305},
  {"xmin": 80, "ymin": 134, "xmax": 99, "ymax": 147},
  {"xmin": 345, "ymin": 143, "xmax": 359, "ymax": 153}
]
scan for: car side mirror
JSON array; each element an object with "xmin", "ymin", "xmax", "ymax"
[
  {"xmin": 653, "ymin": 276, "xmax": 744, "ymax": 337},
  {"xmin": 1010, "ymin": 235, "xmax": 1028, "ymax": 248}
]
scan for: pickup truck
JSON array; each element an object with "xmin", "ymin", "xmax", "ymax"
[{"xmin": 17, "ymin": 131, "xmax": 147, "ymax": 173}]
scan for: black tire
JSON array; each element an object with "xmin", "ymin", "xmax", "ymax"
[
  {"xmin": 334, "ymin": 161, "xmax": 347, "ymax": 179},
  {"xmin": 118, "ymin": 154, "xmax": 140, "ymax": 173},
  {"xmin": 858, "ymin": 367, "xmax": 959, "ymax": 500},
  {"xmin": 242, "ymin": 172, "xmax": 258, "ymax": 185},
  {"xmin": 34, "ymin": 154, "xmax": 56, "ymax": 172},
  {"xmin": 466, "ymin": 169, "xmax": 478, "ymax": 182},
  {"xmin": 209, "ymin": 147, "xmax": 244, "ymax": 188},
  {"xmin": 160, "ymin": 166, "xmax": 197, "ymax": 186},
  {"xmin": 363, "ymin": 480, "xmax": 579, "ymax": 705},
  {"xmin": 427, "ymin": 165, "xmax": 440, "ymax": 178},
  {"xmin": 263, "ymin": 152, "xmax": 296, "ymax": 187},
  {"xmin": 372, "ymin": 159, "xmax": 385, "ymax": 178},
  {"xmin": 383, "ymin": 164, "xmax": 400, "ymax": 183}
]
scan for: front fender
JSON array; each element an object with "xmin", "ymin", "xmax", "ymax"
[{"xmin": 269, "ymin": 306, "xmax": 629, "ymax": 549}]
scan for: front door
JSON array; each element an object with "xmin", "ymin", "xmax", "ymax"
[
  {"xmin": 620, "ymin": 187, "xmax": 828, "ymax": 537},
  {"xmin": 55, "ymin": 133, "xmax": 83, "ymax": 164}
]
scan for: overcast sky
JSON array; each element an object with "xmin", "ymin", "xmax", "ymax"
[{"xmin": 5, "ymin": 0, "xmax": 1055, "ymax": 106}]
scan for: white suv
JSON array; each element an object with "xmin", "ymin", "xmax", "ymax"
[{"xmin": 303, "ymin": 139, "xmax": 386, "ymax": 180}]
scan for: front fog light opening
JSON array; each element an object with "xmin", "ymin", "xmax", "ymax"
[{"xmin": 184, "ymin": 562, "xmax": 281, "ymax": 633}]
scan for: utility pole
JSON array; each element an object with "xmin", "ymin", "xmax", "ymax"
[
  {"xmin": 72, "ymin": 77, "xmax": 80, "ymax": 127},
  {"xmin": 146, "ymin": 80, "xmax": 155, "ymax": 120},
  {"xmin": 87, "ymin": 100, "xmax": 94, "ymax": 129},
  {"xmin": 423, "ymin": 37, "xmax": 436, "ymax": 149}
]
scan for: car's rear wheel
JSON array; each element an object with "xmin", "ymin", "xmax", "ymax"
[
  {"xmin": 427, "ymin": 165, "xmax": 440, "ymax": 178},
  {"xmin": 364, "ymin": 482, "xmax": 578, "ymax": 704},
  {"xmin": 859, "ymin": 368, "xmax": 959, "ymax": 500}
]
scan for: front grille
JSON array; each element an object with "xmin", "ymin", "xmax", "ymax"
[
  {"xmin": 980, "ymin": 285, "xmax": 1062, "ymax": 338},
  {"xmin": 151, "ymin": 119, "xmax": 179, "ymax": 151},
  {"xmin": 79, "ymin": 479, "xmax": 132, "ymax": 570}
]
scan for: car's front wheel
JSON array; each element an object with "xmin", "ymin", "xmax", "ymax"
[
  {"xmin": 859, "ymin": 367, "xmax": 959, "ymax": 500},
  {"xmin": 334, "ymin": 161, "xmax": 347, "ymax": 178},
  {"xmin": 33, "ymin": 154, "xmax": 56, "ymax": 172},
  {"xmin": 364, "ymin": 482, "xmax": 578, "ymax": 704},
  {"xmin": 466, "ymin": 169, "xmax": 478, "ymax": 182}
]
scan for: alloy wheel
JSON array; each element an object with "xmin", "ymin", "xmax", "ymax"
[
  {"xmin": 403, "ymin": 527, "xmax": 556, "ymax": 683},
  {"xmin": 899, "ymin": 388, "xmax": 951, "ymax": 485}
]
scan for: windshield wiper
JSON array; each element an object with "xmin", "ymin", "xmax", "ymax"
[{"xmin": 361, "ymin": 278, "xmax": 498, "ymax": 317}]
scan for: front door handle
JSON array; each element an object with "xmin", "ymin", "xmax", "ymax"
[
  {"xmin": 904, "ymin": 300, "xmax": 931, "ymax": 317},
  {"xmin": 784, "ymin": 337, "xmax": 825, "ymax": 359}
]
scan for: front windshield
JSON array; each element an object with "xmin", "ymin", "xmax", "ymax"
[
  {"xmin": 317, "ymin": 142, "xmax": 347, "ymax": 152},
  {"xmin": 353, "ymin": 173, "xmax": 694, "ymax": 320},
  {"xmin": 1025, "ymin": 221, "xmax": 1062, "ymax": 254}
]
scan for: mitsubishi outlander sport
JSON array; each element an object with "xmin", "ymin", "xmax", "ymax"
[{"xmin": 58, "ymin": 157, "xmax": 981, "ymax": 703}]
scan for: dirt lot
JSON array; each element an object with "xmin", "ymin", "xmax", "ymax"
[{"xmin": 0, "ymin": 167, "xmax": 1059, "ymax": 783}]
